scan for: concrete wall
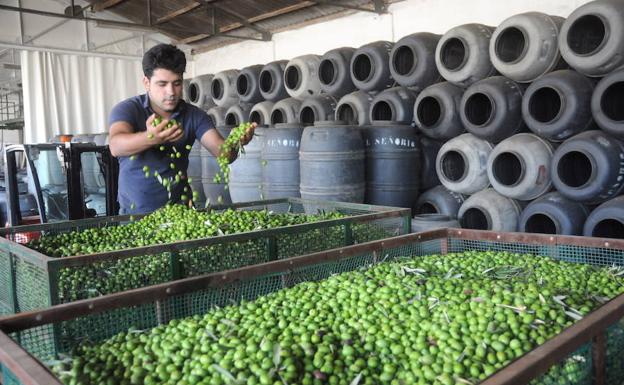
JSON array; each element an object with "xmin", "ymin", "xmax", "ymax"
[{"xmin": 192, "ymin": 0, "xmax": 593, "ymax": 76}]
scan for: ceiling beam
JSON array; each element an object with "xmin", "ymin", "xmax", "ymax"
[
  {"xmin": 0, "ymin": 41, "xmax": 141, "ymax": 60},
  {"xmin": 92, "ymin": 33, "xmax": 142, "ymax": 50},
  {"xmin": 93, "ymin": 0, "xmax": 128, "ymax": 13},
  {"xmin": 372, "ymin": 0, "xmax": 387, "ymax": 13},
  {"xmin": 0, "ymin": 4, "xmax": 210, "ymax": 38},
  {"xmin": 313, "ymin": 0, "xmax": 385, "ymax": 14},
  {"xmin": 177, "ymin": 34, "xmax": 210, "ymax": 45},
  {"xmin": 209, "ymin": 3, "xmax": 271, "ymax": 40},
  {"xmin": 155, "ymin": 2, "xmax": 202, "ymax": 25},
  {"xmin": 0, "ymin": 64, "xmax": 20, "ymax": 70},
  {"xmin": 181, "ymin": 2, "xmax": 316, "ymax": 47},
  {"xmin": 220, "ymin": 1, "xmax": 315, "ymax": 33}
]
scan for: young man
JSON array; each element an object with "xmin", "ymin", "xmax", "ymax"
[{"xmin": 108, "ymin": 44, "xmax": 254, "ymax": 214}]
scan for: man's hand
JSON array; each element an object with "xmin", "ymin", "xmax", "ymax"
[
  {"xmin": 239, "ymin": 122, "xmax": 257, "ymax": 146},
  {"xmin": 145, "ymin": 114, "xmax": 184, "ymax": 144}
]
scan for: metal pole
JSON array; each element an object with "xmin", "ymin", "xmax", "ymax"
[
  {"xmin": 17, "ymin": 0, "xmax": 25, "ymax": 45},
  {"xmin": 93, "ymin": 34, "xmax": 142, "ymax": 51},
  {"xmin": 147, "ymin": 0, "xmax": 152, "ymax": 26},
  {"xmin": 84, "ymin": 18, "xmax": 90, "ymax": 51},
  {"xmin": 0, "ymin": 42, "xmax": 141, "ymax": 60}
]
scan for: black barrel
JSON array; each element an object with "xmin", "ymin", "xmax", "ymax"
[
  {"xmin": 188, "ymin": 140, "xmax": 206, "ymax": 207},
  {"xmin": 363, "ymin": 121, "xmax": 420, "ymax": 208},
  {"xmin": 261, "ymin": 123, "xmax": 303, "ymax": 199},
  {"xmin": 300, "ymin": 121, "xmax": 365, "ymax": 203},
  {"xmin": 201, "ymin": 126, "xmax": 232, "ymax": 205},
  {"xmin": 228, "ymin": 127, "xmax": 264, "ymax": 202}
]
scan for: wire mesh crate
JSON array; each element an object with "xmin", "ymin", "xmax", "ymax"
[
  {"xmin": 0, "ymin": 198, "xmax": 410, "ymax": 316},
  {"xmin": 0, "ymin": 229, "xmax": 623, "ymax": 385}
]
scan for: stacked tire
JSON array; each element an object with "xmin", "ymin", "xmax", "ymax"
[{"xmin": 181, "ymin": 0, "xmax": 624, "ymax": 239}]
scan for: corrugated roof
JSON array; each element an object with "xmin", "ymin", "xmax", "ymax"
[{"xmin": 84, "ymin": 0, "xmax": 392, "ymax": 53}]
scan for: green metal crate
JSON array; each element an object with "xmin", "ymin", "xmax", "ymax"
[
  {"xmin": 0, "ymin": 198, "xmax": 410, "ymax": 317},
  {"xmin": 1, "ymin": 229, "xmax": 623, "ymax": 385}
]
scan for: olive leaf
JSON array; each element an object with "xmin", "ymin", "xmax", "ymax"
[
  {"xmin": 212, "ymin": 364, "xmax": 240, "ymax": 384},
  {"xmin": 349, "ymin": 372, "xmax": 363, "ymax": 385},
  {"xmin": 565, "ymin": 311, "xmax": 583, "ymax": 321},
  {"xmin": 273, "ymin": 343, "xmax": 282, "ymax": 367}
]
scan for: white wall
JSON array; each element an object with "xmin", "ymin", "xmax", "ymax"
[
  {"xmin": 0, "ymin": 128, "xmax": 21, "ymax": 144},
  {"xmin": 192, "ymin": 0, "xmax": 593, "ymax": 75}
]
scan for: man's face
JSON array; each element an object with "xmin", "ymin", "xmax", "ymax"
[{"xmin": 143, "ymin": 68, "xmax": 183, "ymax": 113}]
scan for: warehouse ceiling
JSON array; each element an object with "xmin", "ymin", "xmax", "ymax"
[
  {"xmin": 0, "ymin": 0, "xmax": 391, "ymax": 128},
  {"xmin": 84, "ymin": 0, "xmax": 391, "ymax": 53},
  {"xmin": 2, "ymin": 0, "xmax": 391, "ymax": 53}
]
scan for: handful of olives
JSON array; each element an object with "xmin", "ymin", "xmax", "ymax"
[{"xmin": 214, "ymin": 122, "xmax": 255, "ymax": 184}]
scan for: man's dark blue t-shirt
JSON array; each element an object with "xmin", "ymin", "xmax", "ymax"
[{"xmin": 108, "ymin": 94, "xmax": 214, "ymax": 214}]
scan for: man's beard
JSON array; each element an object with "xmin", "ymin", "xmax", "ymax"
[{"xmin": 161, "ymin": 98, "xmax": 178, "ymax": 112}]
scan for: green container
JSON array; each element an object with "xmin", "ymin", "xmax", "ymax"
[
  {"xmin": 0, "ymin": 198, "xmax": 411, "ymax": 316},
  {"xmin": 1, "ymin": 229, "xmax": 623, "ymax": 385}
]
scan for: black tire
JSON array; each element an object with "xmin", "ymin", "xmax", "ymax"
[
  {"xmin": 523, "ymin": 69, "xmax": 595, "ymax": 142},
  {"xmin": 182, "ymin": 79, "xmax": 191, "ymax": 103},
  {"xmin": 551, "ymin": 130, "xmax": 624, "ymax": 204},
  {"xmin": 490, "ymin": 12, "xmax": 567, "ymax": 82},
  {"xmin": 299, "ymin": 95, "xmax": 338, "ymax": 126},
  {"xmin": 435, "ymin": 23, "xmax": 497, "ymax": 87},
  {"xmin": 487, "ymin": 133, "xmax": 554, "ymax": 200},
  {"xmin": 415, "ymin": 185, "xmax": 465, "ymax": 218},
  {"xmin": 210, "ymin": 70, "xmax": 240, "ymax": 107},
  {"xmin": 559, "ymin": 0, "xmax": 624, "ymax": 77},
  {"xmin": 390, "ymin": 32, "xmax": 442, "ymax": 90},
  {"xmin": 583, "ymin": 195, "xmax": 624, "ymax": 239},
  {"xmin": 335, "ymin": 91, "xmax": 375, "ymax": 126},
  {"xmin": 519, "ymin": 192, "xmax": 589, "ymax": 235},
  {"xmin": 369, "ymin": 87, "xmax": 418, "ymax": 124},
  {"xmin": 319, "ymin": 47, "xmax": 357, "ymax": 97},
  {"xmin": 225, "ymin": 104, "xmax": 253, "ymax": 126},
  {"xmin": 236, "ymin": 65, "xmax": 264, "ymax": 104},
  {"xmin": 206, "ymin": 107, "xmax": 227, "ymax": 128},
  {"xmin": 188, "ymin": 74, "xmax": 215, "ymax": 109},
  {"xmin": 460, "ymin": 76, "xmax": 526, "ymax": 143},
  {"xmin": 419, "ymin": 136, "xmax": 443, "ymax": 191},
  {"xmin": 350, "ymin": 41, "xmax": 395, "ymax": 92},
  {"xmin": 436, "ymin": 133, "xmax": 493, "ymax": 194},
  {"xmin": 270, "ymin": 98, "xmax": 303, "ymax": 125},
  {"xmin": 458, "ymin": 188, "xmax": 521, "ymax": 232},
  {"xmin": 414, "ymin": 81, "xmax": 465, "ymax": 140},
  {"xmin": 411, "ymin": 214, "xmax": 459, "ymax": 233},
  {"xmin": 591, "ymin": 69, "xmax": 624, "ymax": 139},
  {"xmin": 249, "ymin": 101, "xmax": 275, "ymax": 127},
  {"xmin": 284, "ymin": 55, "xmax": 322, "ymax": 100},
  {"xmin": 259, "ymin": 60, "xmax": 289, "ymax": 102}
]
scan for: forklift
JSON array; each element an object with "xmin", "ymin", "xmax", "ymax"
[{"xmin": 2, "ymin": 141, "xmax": 119, "ymax": 230}]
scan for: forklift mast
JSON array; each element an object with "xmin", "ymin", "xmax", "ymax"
[{"xmin": 3, "ymin": 143, "xmax": 119, "ymax": 226}]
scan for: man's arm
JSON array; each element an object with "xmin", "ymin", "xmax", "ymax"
[
  {"xmin": 200, "ymin": 129, "xmax": 238, "ymax": 163},
  {"xmin": 109, "ymin": 114, "xmax": 183, "ymax": 157}
]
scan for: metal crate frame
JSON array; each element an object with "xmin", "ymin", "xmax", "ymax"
[
  {"xmin": 1, "ymin": 228, "xmax": 623, "ymax": 385},
  {"xmin": 0, "ymin": 197, "xmax": 410, "ymax": 317}
]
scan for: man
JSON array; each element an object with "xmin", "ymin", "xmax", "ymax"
[{"xmin": 108, "ymin": 44, "xmax": 254, "ymax": 214}]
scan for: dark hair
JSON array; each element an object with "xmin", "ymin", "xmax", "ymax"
[{"xmin": 142, "ymin": 44, "xmax": 186, "ymax": 78}]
